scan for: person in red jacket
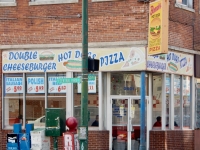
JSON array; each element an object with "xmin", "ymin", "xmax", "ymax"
[{"xmin": 153, "ymin": 116, "xmax": 162, "ymax": 127}]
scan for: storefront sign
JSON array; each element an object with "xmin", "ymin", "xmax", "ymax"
[
  {"xmin": 48, "ymin": 77, "xmax": 67, "ymax": 93},
  {"xmin": 77, "ymin": 76, "xmax": 96, "ymax": 93},
  {"xmin": 57, "ymin": 78, "xmax": 81, "ymax": 84},
  {"xmin": 147, "ymin": 51, "xmax": 193, "ymax": 76},
  {"xmin": 64, "ymin": 133, "xmax": 79, "ymax": 150},
  {"xmin": 27, "ymin": 77, "xmax": 45, "ymax": 93},
  {"xmin": 2, "ymin": 47, "xmax": 146, "ymax": 72},
  {"xmin": 148, "ymin": 0, "xmax": 169, "ymax": 55},
  {"xmin": 5, "ymin": 77, "xmax": 23, "ymax": 93}
]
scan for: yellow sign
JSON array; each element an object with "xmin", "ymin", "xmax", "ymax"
[{"xmin": 148, "ymin": 0, "xmax": 169, "ymax": 55}]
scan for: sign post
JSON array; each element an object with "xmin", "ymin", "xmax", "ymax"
[{"xmin": 79, "ymin": 0, "xmax": 89, "ymax": 149}]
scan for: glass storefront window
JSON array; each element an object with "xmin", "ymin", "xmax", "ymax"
[
  {"xmin": 152, "ymin": 74, "xmax": 162, "ymax": 128},
  {"xmin": 196, "ymin": 79, "xmax": 200, "ymax": 128},
  {"xmin": 174, "ymin": 75, "xmax": 181, "ymax": 129},
  {"xmin": 183, "ymin": 76, "xmax": 190, "ymax": 128},
  {"xmin": 3, "ymin": 74, "xmax": 23, "ymax": 127},
  {"xmin": 73, "ymin": 73, "xmax": 99, "ymax": 127},
  {"xmin": 166, "ymin": 74, "xmax": 170, "ymax": 128},
  {"xmin": 26, "ymin": 73, "xmax": 45, "ymax": 126},
  {"xmin": 110, "ymin": 73, "xmax": 148, "ymax": 96},
  {"xmin": 47, "ymin": 73, "xmax": 66, "ymax": 108}
]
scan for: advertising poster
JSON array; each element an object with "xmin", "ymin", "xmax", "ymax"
[
  {"xmin": 48, "ymin": 77, "xmax": 67, "ymax": 93},
  {"xmin": 148, "ymin": 0, "xmax": 169, "ymax": 55},
  {"xmin": 77, "ymin": 76, "xmax": 96, "ymax": 93},
  {"xmin": 2, "ymin": 47, "xmax": 146, "ymax": 73},
  {"xmin": 27, "ymin": 77, "xmax": 45, "ymax": 93},
  {"xmin": 147, "ymin": 51, "xmax": 193, "ymax": 76},
  {"xmin": 5, "ymin": 77, "xmax": 23, "ymax": 93}
]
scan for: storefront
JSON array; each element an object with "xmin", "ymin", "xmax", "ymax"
[{"xmin": 1, "ymin": 47, "xmax": 195, "ymax": 150}]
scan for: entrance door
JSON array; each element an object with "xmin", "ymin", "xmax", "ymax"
[{"xmin": 111, "ymin": 96, "xmax": 146, "ymax": 150}]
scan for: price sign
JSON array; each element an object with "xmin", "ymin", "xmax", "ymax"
[
  {"xmin": 48, "ymin": 77, "xmax": 67, "ymax": 93},
  {"xmin": 77, "ymin": 76, "xmax": 96, "ymax": 93},
  {"xmin": 5, "ymin": 77, "xmax": 23, "ymax": 93},
  {"xmin": 27, "ymin": 77, "xmax": 45, "ymax": 93}
]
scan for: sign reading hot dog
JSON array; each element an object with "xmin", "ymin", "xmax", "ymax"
[
  {"xmin": 148, "ymin": 0, "xmax": 169, "ymax": 55},
  {"xmin": 147, "ymin": 51, "xmax": 193, "ymax": 76}
]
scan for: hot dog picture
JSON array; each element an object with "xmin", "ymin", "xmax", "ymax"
[
  {"xmin": 168, "ymin": 62, "xmax": 178, "ymax": 72},
  {"xmin": 63, "ymin": 60, "xmax": 82, "ymax": 70}
]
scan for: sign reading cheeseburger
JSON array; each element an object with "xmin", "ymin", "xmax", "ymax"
[{"xmin": 148, "ymin": 0, "xmax": 169, "ymax": 55}]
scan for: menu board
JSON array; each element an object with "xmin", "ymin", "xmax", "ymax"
[
  {"xmin": 5, "ymin": 77, "xmax": 23, "ymax": 93},
  {"xmin": 48, "ymin": 77, "xmax": 67, "ymax": 93},
  {"xmin": 27, "ymin": 77, "xmax": 45, "ymax": 93}
]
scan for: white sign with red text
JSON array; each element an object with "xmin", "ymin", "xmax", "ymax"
[
  {"xmin": 77, "ymin": 76, "xmax": 96, "ymax": 93},
  {"xmin": 48, "ymin": 77, "xmax": 67, "ymax": 93},
  {"xmin": 27, "ymin": 77, "xmax": 45, "ymax": 93},
  {"xmin": 64, "ymin": 133, "xmax": 79, "ymax": 150},
  {"xmin": 5, "ymin": 77, "xmax": 23, "ymax": 93}
]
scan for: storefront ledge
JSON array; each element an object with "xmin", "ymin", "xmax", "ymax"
[
  {"xmin": 0, "ymin": 41, "xmax": 147, "ymax": 49},
  {"xmin": 29, "ymin": 0, "xmax": 78, "ymax": 6},
  {"xmin": 92, "ymin": 0, "xmax": 123, "ymax": 2},
  {"xmin": 169, "ymin": 45, "xmax": 200, "ymax": 55},
  {"xmin": 0, "ymin": 2, "xmax": 17, "ymax": 7}
]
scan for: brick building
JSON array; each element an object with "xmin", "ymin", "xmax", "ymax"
[{"xmin": 0, "ymin": 0, "xmax": 200, "ymax": 150}]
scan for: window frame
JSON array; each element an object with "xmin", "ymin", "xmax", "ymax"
[
  {"xmin": 29, "ymin": 0, "xmax": 78, "ymax": 6},
  {"xmin": 175, "ymin": 0, "xmax": 195, "ymax": 12},
  {"xmin": 0, "ymin": 0, "xmax": 16, "ymax": 7},
  {"xmin": 162, "ymin": 73, "xmax": 193, "ymax": 130},
  {"xmin": 92, "ymin": 0, "xmax": 122, "ymax": 2}
]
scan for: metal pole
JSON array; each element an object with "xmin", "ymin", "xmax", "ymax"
[
  {"xmin": 80, "ymin": 0, "xmax": 88, "ymax": 148},
  {"xmin": 53, "ymin": 136, "xmax": 58, "ymax": 150},
  {"xmin": 140, "ymin": 71, "xmax": 146, "ymax": 150}
]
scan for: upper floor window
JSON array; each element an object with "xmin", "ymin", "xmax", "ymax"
[
  {"xmin": 0, "ymin": 0, "xmax": 16, "ymax": 6},
  {"xmin": 29, "ymin": 0, "xmax": 78, "ymax": 5},
  {"xmin": 176, "ymin": 0, "xmax": 194, "ymax": 11},
  {"xmin": 0, "ymin": 0, "xmax": 15, "ymax": 2}
]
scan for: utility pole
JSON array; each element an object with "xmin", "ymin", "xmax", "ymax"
[{"xmin": 79, "ymin": 0, "xmax": 88, "ymax": 149}]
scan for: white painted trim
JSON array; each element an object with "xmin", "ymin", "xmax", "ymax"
[
  {"xmin": 45, "ymin": 72, "xmax": 47, "ymax": 108},
  {"xmin": 106, "ymin": 73, "xmax": 112, "ymax": 150},
  {"xmin": 23, "ymin": 73, "xmax": 26, "ymax": 128},
  {"xmin": 161, "ymin": 73, "xmax": 166, "ymax": 130},
  {"xmin": 175, "ymin": 3, "xmax": 195, "ymax": 12},
  {"xmin": 146, "ymin": 73, "xmax": 152, "ymax": 150},
  {"xmin": 0, "ymin": 2, "xmax": 16, "ymax": 7},
  {"xmin": 29, "ymin": 0, "xmax": 78, "ymax": 5},
  {"xmin": 98, "ymin": 71, "xmax": 103, "ymax": 130},
  {"xmin": 0, "ymin": 42, "xmax": 199, "ymax": 56},
  {"xmin": 170, "ymin": 74, "xmax": 174, "ymax": 130},
  {"xmin": 0, "ymin": 41, "xmax": 147, "ymax": 49},
  {"xmin": 180, "ymin": 76, "xmax": 183, "ymax": 129},
  {"xmin": 191, "ymin": 76, "xmax": 195, "ymax": 129},
  {"xmin": 92, "ymin": 0, "xmax": 123, "ymax": 2},
  {"xmin": 66, "ymin": 72, "xmax": 73, "ymax": 119},
  {"xmin": 168, "ymin": 45, "xmax": 199, "ymax": 55},
  {"xmin": 2, "ymin": 74, "xmax": 4, "ymax": 129}
]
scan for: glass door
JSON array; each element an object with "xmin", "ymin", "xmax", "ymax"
[{"xmin": 112, "ymin": 97, "xmax": 142, "ymax": 150}]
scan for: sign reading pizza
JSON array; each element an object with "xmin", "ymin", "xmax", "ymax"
[{"xmin": 148, "ymin": 0, "xmax": 169, "ymax": 55}]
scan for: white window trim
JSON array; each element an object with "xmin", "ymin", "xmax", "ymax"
[
  {"xmin": 29, "ymin": 0, "xmax": 78, "ymax": 6},
  {"xmin": 175, "ymin": 3, "xmax": 195, "ymax": 12},
  {"xmin": 0, "ymin": 2, "xmax": 16, "ymax": 7},
  {"xmin": 92, "ymin": 0, "xmax": 123, "ymax": 2}
]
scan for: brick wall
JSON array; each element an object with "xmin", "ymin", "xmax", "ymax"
[
  {"xmin": 1, "ymin": 129, "xmax": 109, "ymax": 150},
  {"xmin": 150, "ymin": 130, "xmax": 194, "ymax": 150}
]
